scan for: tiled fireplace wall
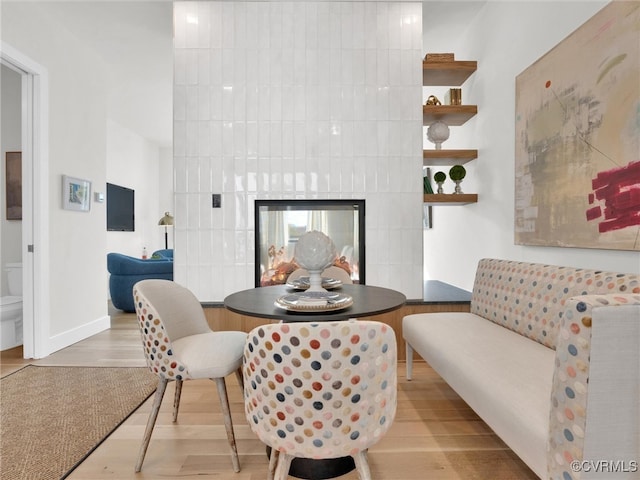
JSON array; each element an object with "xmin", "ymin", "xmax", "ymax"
[{"xmin": 173, "ymin": 1, "xmax": 423, "ymax": 301}]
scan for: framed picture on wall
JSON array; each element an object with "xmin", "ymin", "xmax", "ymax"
[
  {"xmin": 62, "ymin": 175, "xmax": 91, "ymax": 212},
  {"xmin": 5, "ymin": 151, "xmax": 21, "ymax": 220}
]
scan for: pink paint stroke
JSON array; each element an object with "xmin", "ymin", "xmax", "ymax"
[{"xmin": 587, "ymin": 160, "xmax": 640, "ymax": 233}]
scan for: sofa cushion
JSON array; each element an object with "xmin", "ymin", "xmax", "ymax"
[
  {"xmin": 470, "ymin": 259, "xmax": 640, "ymax": 349},
  {"xmin": 403, "ymin": 312, "xmax": 554, "ymax": 478}
]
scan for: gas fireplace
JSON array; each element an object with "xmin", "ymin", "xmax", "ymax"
[{"xmin": 255, "ymin": 199, "xmax": 365, "ymax": 287}]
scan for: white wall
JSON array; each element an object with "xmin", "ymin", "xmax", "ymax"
[
  {"xmin": 423, "ymin": 1, "xmax": 640, "ymax": 291},
  {"xmin": 0, "ymin": 64, "xmax": 22, "ymax": 297},
  {"xmin": 1, "ymin": 3, "xmax": 167, "ymax": 355},
  {"xmin": 173, "ymin": 1, "xmax": 425, "ymax": 301},
  {"xmin": 2, "ymin": 3, "xmax": 110, "ymax": 343},
  {"xmin": 106, "ymin": 119, "xmax": 164, "ymax": 258}
]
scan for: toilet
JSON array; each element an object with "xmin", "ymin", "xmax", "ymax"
[{"xmin": 1, "ymin": 263, "xmax": 23, "ymax": 351}]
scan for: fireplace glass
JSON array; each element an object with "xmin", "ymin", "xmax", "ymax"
[{"xmin": 255, "ymin": 199, "xmax": 365, "ymax": 287}]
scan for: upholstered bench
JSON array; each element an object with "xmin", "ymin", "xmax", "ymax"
[{"xmin": 403, "ymin": 258, "xmax": 640, "ymax": 480}]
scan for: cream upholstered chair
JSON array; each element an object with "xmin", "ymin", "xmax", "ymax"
[
  {"xmin": 133, "ymin": 279, "xmax": 247, "ymax": 473},
  {"xmin": 243, "ymin": 320, "xmax": 397, "ymax": 480}
]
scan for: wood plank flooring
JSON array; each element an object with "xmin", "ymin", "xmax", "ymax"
[{"xmin": 1, "ymin": 308, "xmax": 538, "ymax": 479}]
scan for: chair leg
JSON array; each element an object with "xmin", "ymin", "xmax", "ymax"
[
  {"xmin": 135, "ymin": 377, "xmax": 168, "ymax": 472},
  {"xmin": 214, "ymin": 377, "xmax": 241, "ymax": 473},
  {"xmin": 353, "ymin": 450, "xmax": 372, "ymax": 480},
  {"xmin": 274, "ymin": 452, "xmax": 293, "ymax": 480},
  {"xmin": 173, "ymin": 379, "xmax": 183, "ymax": 422},
  {"xmin": 235, "ymin": 366, "xmax": 244, "ymax": 390},
  {"xmin": 406, "ymin": 342, "xmax": 414, "ymax": 380},
  {"xmin": 267, "ymin": 447, "xmax": 279, "ymax": 480}
]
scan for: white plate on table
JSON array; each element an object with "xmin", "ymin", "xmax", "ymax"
[
  {"xmin": 286, "ymin": 276, "xmax": 343, "ymax": 290},
  {"xmin": 275, "ymin": 291, "xmax": 353, "ymax": 312}
]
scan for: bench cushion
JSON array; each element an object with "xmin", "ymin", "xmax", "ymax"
[
  {"xmin": 470, "ymin": 259, "xmax": 640, "ymax": 350},
  {"xmin": 403, "ymin": 312, "xmax": 554, "ymax": 478}
]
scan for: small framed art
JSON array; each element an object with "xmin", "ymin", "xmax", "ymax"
[{"xmin": 62, "ymin": 175, "xmax": 91, "ymax": 212}]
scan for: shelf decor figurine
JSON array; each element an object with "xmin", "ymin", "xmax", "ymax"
[
  {"xmin": 449, "ymin": 165, "xmax": 466, "ymax": 194},
  {"xmin": 293, "ymin": 230, "xmax": 337, "ymax": 292},
  {"xmin": 425, "ymin": 95, "xmax": 441, "ymax": 105},
  {"xmin": 433, "ymin": 171, "xmax": 446, "ymax": 194},
  {"xmin": 426, "ymin": 121, "xmax": 450, "ymax": 150}
]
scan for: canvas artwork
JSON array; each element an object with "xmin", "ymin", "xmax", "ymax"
[{"xmin": 515, "ymin": 2, "xmax": 640, "ymax": 251}]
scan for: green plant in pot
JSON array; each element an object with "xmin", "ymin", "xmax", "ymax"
[
  {"xmin": 449, "ymin": 165, "xmax": 466, "ymax": 194},
  {"xmin": 433, "ymin": 171, "xmax": 446, "ymax": 194}
]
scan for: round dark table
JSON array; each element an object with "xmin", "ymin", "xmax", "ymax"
[
  {"xmin": 223, "ymin": 283, "xmax": 406, "ymax": 479},
  {"xmin": 224, "ymin": 284, "xmax": 406, "ymax": 322}
]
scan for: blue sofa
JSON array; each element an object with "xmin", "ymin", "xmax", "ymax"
[{"xmin": 107, "ymin": 250, "xmax": 173, "ymax": 312}]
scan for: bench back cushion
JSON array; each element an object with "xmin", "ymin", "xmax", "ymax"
[{"xmin": 470, "ymin": 258, "xmax": 640, "ymax": 349}]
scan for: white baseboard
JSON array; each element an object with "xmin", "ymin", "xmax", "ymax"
[{"xmin": 45, "ymin": 315, "xmax": 110, "ymax": 357}]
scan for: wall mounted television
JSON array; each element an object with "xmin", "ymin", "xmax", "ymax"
[{"xmin": 106, "ymin": 183, "xmax": 135, "ymax": 231}]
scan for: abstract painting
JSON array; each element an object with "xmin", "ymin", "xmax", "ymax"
[{"xmin": 515, "ymin": 2, "xmax": 640, "ymax": 251}]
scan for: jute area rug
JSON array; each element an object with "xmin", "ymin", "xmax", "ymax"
[{"xmin": 0, "ymin": 365, "xmax": 157, "ymax": 480}]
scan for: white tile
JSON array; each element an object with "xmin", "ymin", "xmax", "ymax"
[
  {"xmin": 198, "ymin": 121, "xmax": 210, "ymax": 157},
  {"xmin": 221, "ymin": 2, "xmax": 235, "ymax": 48},
  {"xmin": 185, "ymin": 49, "xmax": 198, "ymax": 85},
  {"xmin": 222, "ymin": 121, "xmax": 233, "ymax": 157},
  {"xmin": 233, "ymin": 121, "xmax": 246, "ymax": 157},
  {"xmin": 233, "ymin": 85, "xmax": 246, "ymax": 121},
  {"xmin": 196, "ymin": 2, "xmax": 210, "ymax": 48},
  {"xmin": 198, "ymin": 86, "xmax": 210, "ymax": 121},
  {"xmin": 209, "ymin": 2, "xmax": 222, "ymax": 49}
]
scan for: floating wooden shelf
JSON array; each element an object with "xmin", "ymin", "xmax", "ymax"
[
  {"xmin": 423, "ymin": 149, "xmax": 478, "ymax": 166},
  {"xmin": 423, "ymin": 60, "xmax": 477, "ymax": 86},
  {"xmin": 423, "ymin": 105, "xmax": 477, "ymax": 126},
  {"xmin": 423, "ymin": 193, "xmax": 478, "ymax": 205}
]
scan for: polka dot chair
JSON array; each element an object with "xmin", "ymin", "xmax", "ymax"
[
  {"xmin": 133, "ymin": 279, "xmax": 247, "ymax": 473},
  {"xmin": 243, "ymin": 320, "xmax": 397, "ymax": 480}
]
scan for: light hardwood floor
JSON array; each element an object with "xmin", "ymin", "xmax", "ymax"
[{"xmin": 1, "ymin": 308, "xmax": 537, "ymax": 480}]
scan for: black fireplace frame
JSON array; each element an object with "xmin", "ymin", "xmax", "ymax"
[{"xmin": 254, "ymin": 199, "xmax": 366, "ymax": 287}]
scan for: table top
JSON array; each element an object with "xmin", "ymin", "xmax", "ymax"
[{"xmin": 224, "ymin": 284, "xmax": 406, "ymax": 321}]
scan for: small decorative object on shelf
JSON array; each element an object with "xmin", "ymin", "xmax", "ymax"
[
  {"xmin": 434, "ymin": 171, "xmax": 447, "ymax": 194},
  {"xmin": 423, "ymin": 175, "xmax": 434, "ymax": 194},
  {"xmin": 425, "ymin": 95, "xmax": 441, "ymax": 106},
  {"xmin": 449, "ymin": 165, "xmax": 466, "ymax": 194},
  {"xmin": 446, "ymin": 88, "xmax": 462, "ymax": 105},
  {"xmin": 293, "ymin": 231, "xmax": 337, "ymax": 292},
  {"xmin": 427, "ymin": 121, "xmax": 450, "ymax": 150},
  {"xmin": 424, "ymin": 52, "xmax": 455, "ymax": 62}
]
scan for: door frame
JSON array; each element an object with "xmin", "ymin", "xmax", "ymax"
[{"xmin": 1, "ymin": 42, "xmax": 50, "ymax": 359}]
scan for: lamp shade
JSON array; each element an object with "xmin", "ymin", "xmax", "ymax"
[{"xmin": 158, "ymin": 212, "xmax": 174, "ymax": 226}]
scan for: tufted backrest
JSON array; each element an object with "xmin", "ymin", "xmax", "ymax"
[
  {"xmin": 133, "ymin": 279, "xmax": 210, "ymax": 381},
  {"xmin": 470, "ymin": 258, "xmax": 640, "ymax": 349},
  {"xmin": 243, "ymin": 320, "xmax": 397, "ymax": 460}
]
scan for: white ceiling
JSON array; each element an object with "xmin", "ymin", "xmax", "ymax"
[{"xmin": 30, "ymin": 1, "xmax": 485, "ymax": 149}]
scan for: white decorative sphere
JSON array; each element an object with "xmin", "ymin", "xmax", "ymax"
[
  {"xmin": 426, "ymin": 121, "xmax": 450, "ymax": 150},
  {"xmin": 294, "ymin": 231, "xmax": 337, "ymax": 272}
]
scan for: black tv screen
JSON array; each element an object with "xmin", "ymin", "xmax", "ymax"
[{"xmin": 106, "ymin": 183, "xmax": 135, "ymax": 231}]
